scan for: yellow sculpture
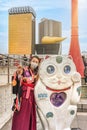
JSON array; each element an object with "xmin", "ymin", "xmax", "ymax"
[{"xmin": 41, "ymin": 36, "xmax": 66, "ymax": 44}]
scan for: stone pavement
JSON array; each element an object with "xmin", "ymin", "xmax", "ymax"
[
  {"xmin": 0, "ymin": 119, "xmax": 12, "ymax": 130},
  {"xmin": 1, "ymin": 112, "xmax": 87, "ymax": 130}
]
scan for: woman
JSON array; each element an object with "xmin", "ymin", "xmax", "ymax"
[{"xmin": 11, "ymin": 55, "xmax": 40, "ymax": 130}]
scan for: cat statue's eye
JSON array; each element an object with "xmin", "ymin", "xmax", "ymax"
[
  {"xmin": 47, "ymin": 65, "xmax": 55, "ymax": 74},
  {"xmin": 64, "ymin": 65, "xmax": 71, "ymax": 74}
]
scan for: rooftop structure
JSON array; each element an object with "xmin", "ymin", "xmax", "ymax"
[{"xmin": 8, "ymin": 6, "xmax": 36, "ymax": 17}]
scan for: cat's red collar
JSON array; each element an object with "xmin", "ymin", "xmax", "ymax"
[{"xmin": 46, "ymin": 86, "xmax": 71, "ymax": 92}]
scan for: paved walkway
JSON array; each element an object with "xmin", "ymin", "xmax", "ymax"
[
  {"xmin": 1, "ymin": 112, "xmax": 87, "ymax": 130},
  {"xmin": 0, "ymin": 119, "xmax": 81, "ymax": 130},
  {"xmin": 0, "ymin": 119, "xmax": 12, "ymax": 130}
]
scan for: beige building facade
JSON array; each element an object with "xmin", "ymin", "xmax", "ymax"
[
  {"xmin": 35, "ymin": 18, "xmax": 62, "ymax": 54},
  {"xmin": 38, "ymin": 18, "xmax": 62, "ymax": 44}
]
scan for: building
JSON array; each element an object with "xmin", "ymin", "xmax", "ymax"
[
  {"xmin": 35, "ymin": 18, "xmax": 62, "ymax": 55},
  {"xmin": 38, "ymin": 18, "xmax": 62, "ymax": 44},
  {"xmin": 8, "ymin": 6, "xmax": 36, "ymax": 54}
]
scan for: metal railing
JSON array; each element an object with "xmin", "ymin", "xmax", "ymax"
[{"xmin": 0, "ymin": 54, "xmax": 30, "ymax": 84}]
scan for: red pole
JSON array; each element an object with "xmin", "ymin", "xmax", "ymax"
[{"xmin": 69, "ymin": 0, "xmax": 84, "ymax": 77}]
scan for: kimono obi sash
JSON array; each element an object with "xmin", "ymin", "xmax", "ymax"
[{"xmin": 22, "ymin": 82, "xmax": 35, "ymax": 99}]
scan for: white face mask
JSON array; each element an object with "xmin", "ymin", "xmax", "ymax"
[{"xmin": 30, "ymin": 62, "xmax": 38, "ymax": 69}]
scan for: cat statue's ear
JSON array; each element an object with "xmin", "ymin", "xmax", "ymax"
[
  {"xmin": 45, "ymin": 55, "xmax": 50, "ymax": 59},
  {"xmin": 68, "ymin": 55, "xmax": 73, "ymax": 59}
]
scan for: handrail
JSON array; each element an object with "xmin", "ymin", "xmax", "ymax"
[
  {"xmin": 0, "ymin": 54, "xmax": 30, "ymax": 84},
  {"xmin": 0, "ymin": 83, "xmax": 11, "ymax": 87},
  {"xmin": 0, "ymin": 53, "xmax": 30, "ymax": 66}
]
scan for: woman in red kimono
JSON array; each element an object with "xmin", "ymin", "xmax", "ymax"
[{"xmin": 11, "ymin": 56, "xmax": 40, "ymax": 130}]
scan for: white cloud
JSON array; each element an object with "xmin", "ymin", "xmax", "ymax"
[
  {"xmin": 79, "ymin": 0, "xmax": 87, "ymax": 9},
  {"xmin": 0, "ymin": 1, "xmax": 12, "ymax": 11},
  {"xmin": 0, "ymin": 0, "xmax": 71, "ymax": 12},
  {"xmin": 0, "ymin": 31, "xmax": 8, "ymax": 53},
  {"xmin": 79, "ymin": 30, "xmax": 87, "ymax": 39},
  {"xmin": 62, "ymin": 30, "xmax": 70, "ymax": 38},
  {"xmin": 0, "ymin": 0, "xmax": 86, "ymax": 13}
]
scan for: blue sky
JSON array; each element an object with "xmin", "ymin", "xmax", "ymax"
[{"xmin": 0, "ymin": 0, "xmax": 87, "ymax": 54}]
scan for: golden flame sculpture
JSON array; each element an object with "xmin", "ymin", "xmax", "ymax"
[{"xmin": 41, "ymin": 36, "xmax": 66, "ymax": 44}]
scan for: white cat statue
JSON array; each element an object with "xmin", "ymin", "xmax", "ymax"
[{"xmin": 35, "ymin": 55, "xmax": 81, "ymax": 130}]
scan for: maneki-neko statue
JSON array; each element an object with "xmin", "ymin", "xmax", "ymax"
[{"xmin": 34, "ymin": 55, "xmax": 81, "ymax": 130}]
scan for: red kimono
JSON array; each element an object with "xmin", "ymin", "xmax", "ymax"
[{"xmin": 11, "ymin": 68, "xmax": 36, "ymax": 130}]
